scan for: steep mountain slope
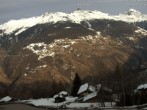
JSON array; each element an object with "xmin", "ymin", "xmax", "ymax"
[{"xmin": 0, "ymin": 9, "xmax": 147, "ymax": 98}]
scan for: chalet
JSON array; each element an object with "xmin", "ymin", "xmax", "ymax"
[
  {"xmin": 134, "ymin": 84, "xmax": 147, "ymax": 104},
  {"xmin": 136, "ymin": 84, "xmax": 147, "ymax": 94},
  {"xmin": 53, "ymin": 91, "xmax": 68, "ymax": 103},
  {"xmin": 117, "ymin": 84, "xmax": 147, "ymax": 106},
  {"xmin": 54, "ymin": 96, "xmax": 65, "ymax": 103},
  {"xmin": 77, "ymin": 83, "xmax": 113, "ymax": 103}
]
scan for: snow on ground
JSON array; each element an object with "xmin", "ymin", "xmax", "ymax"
[
  {"xmin": 65, "ymin": 96, "xmax": 78, "ymax": 103},
  {"xmin": 22, "ymin": 90, "xmax": 116, "ymax": 109},
  {"xmin": 24, "ymin": 98, "xmax": 115, "ymax": 108},
  {"xmin": 66, "ymin": 102, "xmax": 116, "ymax": 108},
  {"xmin": 0, "ymin": 96, "xmax": 12, "ymax": 102},
  {"xmin": 63, "ymin": 45, "xmax": 70, "ymax": 49},
  {"xmin": 0, "ymin": 9, "xmax": 147, "ymax": 35},
  {"xmin": 66, "ymin": 103, "xmax": 100, "ymax": 108},
  {"xmin": 36, "ymin": 65, "xmax": 47, "ymax": 69},
  {"xmin": 26, "ymin": 98, "xmax": 56, "ymax": 107},
  {"xmin": 64, "ymin": 27, "xmax": 71, "ymax": 29},
  {"xmin": 135, "ymin": 27, "xmax": 147, "ymax": 36},
  {"xmin": 127, "ymin": 36, "xmax": 136, "ymax": 41},
  {"xmin": 135, "ymin": 45, "xmax": 143, "ymax": 49},
  {"xmin": 24, "ymin": 73, "xmax": 27, "ymax": 77},
  {"xmin": 25, "ymin": 97, "xmax": 78, "ymax": 107},
  {"xmin": 24, "ymin": 34, "xmax": 102, "ymax": 60},
  {"xmin": 24, "ymin": 42, "xmax": 55, "ymax": 60}
]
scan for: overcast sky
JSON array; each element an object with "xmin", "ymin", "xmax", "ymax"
[{"xmin": 0, "ymin": 0, "xmax": 147, "ymax": 24}]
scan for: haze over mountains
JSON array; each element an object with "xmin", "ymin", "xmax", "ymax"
[{"xmin": 0, "ymin": 9, "xmax": 147, "ymax": 98}]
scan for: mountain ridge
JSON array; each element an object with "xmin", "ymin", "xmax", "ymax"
[{"xmin": 0, "ymin": 9, "xmax": 147, "ymax": 36}]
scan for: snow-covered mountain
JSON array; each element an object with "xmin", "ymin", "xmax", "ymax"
[
  {"xmin": 0, "ymin": 9, "xmax": 147, "ymax": 99},
  {"xmin": 0, "ymin": 9, "xmax": 147, "ymax": 36}
]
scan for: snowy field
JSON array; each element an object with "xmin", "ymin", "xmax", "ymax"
[
  {"xmin": 21, "ymin": 98, "xmax": 115, "ymax": 108},
  {"xmin": 1, "ymin": 96, "xmax": 147, "ymax": 109}
]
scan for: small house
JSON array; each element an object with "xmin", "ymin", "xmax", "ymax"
[
  {"xmin": 136, "ymin": 84, "xmax": 147, "ymax": 94},
  {"xmin": 59, "ymin": 91, "xmax": 68, "ymax": 97},
  {"xmin": 77, "ymin": 83, "xmax": 97, "ymax": 97},
  {"xmin": 77, "ymin": 83, "xmax": 113, "ymax": 104},
  {"xmin": 134, "ymin": 84, "xmax": 147, "ymax": 104},
  {"xmin": 53, "ymin": 91, "xmax": 68, "ymax": 103},
  {"xmin": 77, "ymin": 83, "xmax": 98, "ymax": 102},
  {"xmin": 54, "ymin": 95, "xmax": 65, "ymax": 103}
]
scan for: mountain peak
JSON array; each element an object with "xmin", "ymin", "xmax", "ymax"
[
  {"xmin": 0, "ymin": 9, "xmax": 147, "ymax": 35},
  {"xmin": 125, "ymin": 9, "xmax": 142, "ymax": 16}
]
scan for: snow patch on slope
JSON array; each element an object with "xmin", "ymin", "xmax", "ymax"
[
  {"xmin": 36, "ymin": 65, "xmax": 47, "ymax": 69},
  {"xmin": 24, "ymin": 32, "xmax": 101, "ymax": 60},
  {"xmin": 24, "ymin": 42, "xmax": 55, "ymax": 60},
  {"xmin": 135, "ymin": 27, "xmax": 147, "ymax": 35}
]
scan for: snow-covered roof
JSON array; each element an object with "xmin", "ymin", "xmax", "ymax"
[
  {"xmin": 83, "ymin": 92, "xmax": 97, "ymax": 101},
  {"xmin": 78, "ymin": 83, "xmax": 89, "ymax": 94},
  {"xmin": 53, "ymin": 94, "xmax": 65, "ymax": 99},
  {"xmin": 53, "ymin": 91, "xmax": 68, "ymax": 99},
  {"xmin": 137, "ymin": 84, "xmax": 147, "ymax": 90},
  {"xmin": 0, "ymin": 96, "xmax": 12, "ymax": 102},
  {"xmin": 89, "ymin": 86, "xmax": 96, "ymax": 92},
  {"xmin": 96, "ymin": 84, "xmax": 102, "ymax": 91},
  {"xmin": 59, "ymin": 91, "xmax": 68, "ymax": 95},
  {"xmin": 53, "ymin": 94, "xmax": 58, "ymax": 99}
]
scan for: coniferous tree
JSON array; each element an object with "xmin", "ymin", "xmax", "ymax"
[{"xmin": 71, "ymin": 73, "xmax": 82, "ymax": 97}]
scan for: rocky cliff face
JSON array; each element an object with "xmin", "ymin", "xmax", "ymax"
[{"xmin": 0, "ymin": 9, "xmax": 147, "ymax": 98}]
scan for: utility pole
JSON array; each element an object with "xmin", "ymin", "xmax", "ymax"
[
  {"xmin": 120, "ymin": 67, "xmax": 126, "ymax": 106},
  {"xmin": 57, "ymin": 94, "xmax": 59, "ymax": 110}
]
